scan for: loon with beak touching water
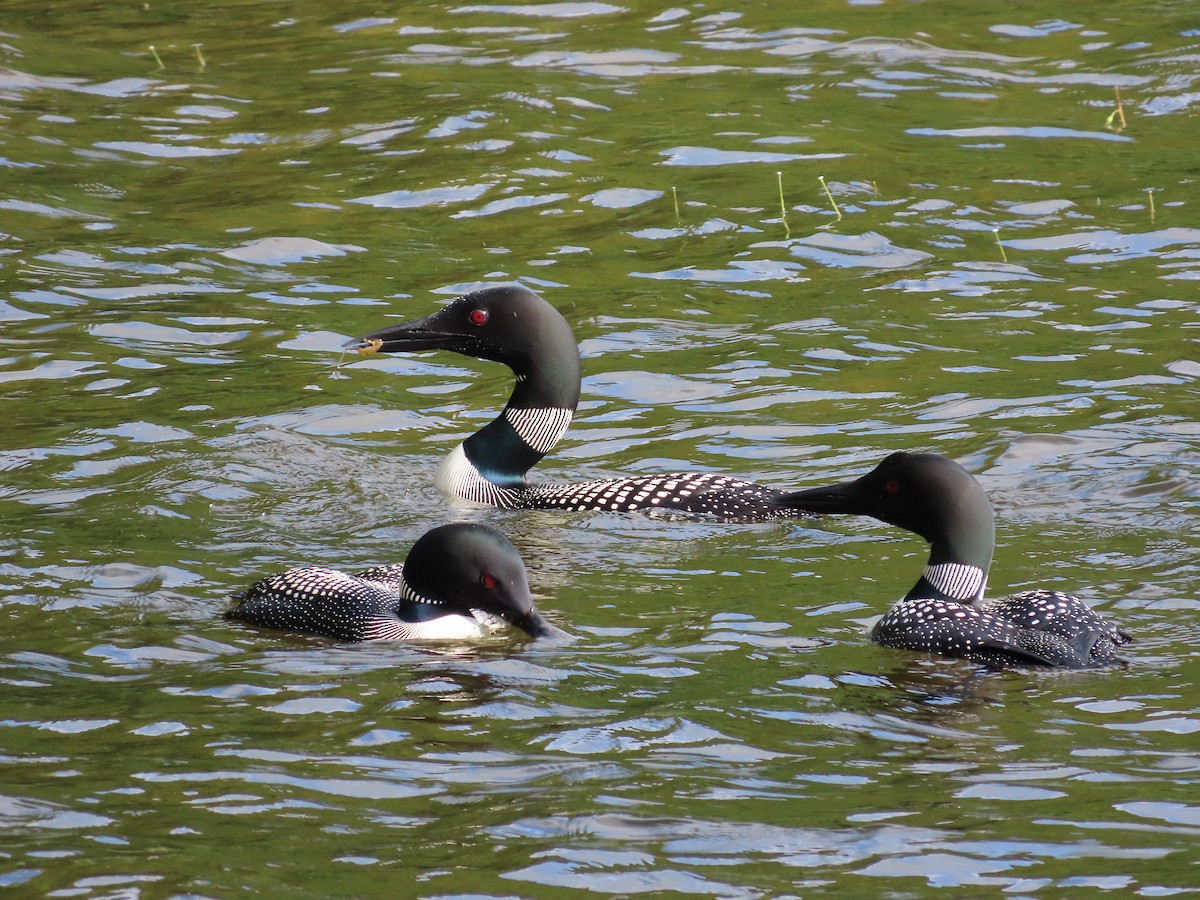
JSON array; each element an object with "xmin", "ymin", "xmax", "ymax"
[{"xmin": 228, "ymin": 523, "xmax": 565, "ymax": 643}]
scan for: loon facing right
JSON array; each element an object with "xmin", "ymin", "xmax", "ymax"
[
  {"xmin": 227, "ymin": 523, "xmax": 561, "ymax": 643},
  {"xmin": 778, "ymin": 452, "xmax": 1131, "ymax": 668}
]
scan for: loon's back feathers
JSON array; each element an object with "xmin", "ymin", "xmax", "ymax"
[
  {"xmin": 869, "ymin": 594, "xmax": 1127, "ymax": 668},
  {"xmin": 344, "ymin": 285, "xmax": 809, "ymax": 522},
  {"xmin": 229, "ymin": 564, "xmax": 430, "ymax": 642},
  {"xmin": 227, "ymin": 523, "xmax": 561, "ymax": 642},
  {"xmin": 981, "ymin": 588, "xmax": 1131, "ymax": 648},
  {"xmin": 779, "ymin": 452, "xmax": 1131, "ymax": 669},
  {"xmin": 496, "ymin": 468, "xmax": 793, "ymax": 519},
  {"xmin": 351, "ymin": 563, "xmax": 408, "ymax": 595}
]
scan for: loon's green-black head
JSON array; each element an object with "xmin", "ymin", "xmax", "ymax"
[
  {"xmin": 784, "ymin": 452, "xmax": 996, "ymax": 568},
  {"xmin": 343, "ymin": 285, "xmax": 580, "ymax": 382},
  {"xmin": 402, "ymin": 522, "xmax": 560, "ymax": 640}
]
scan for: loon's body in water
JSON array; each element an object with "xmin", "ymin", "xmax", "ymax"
[
  {"xmin": 779, "ymin": 452, "xmax": 1131, "ymax": 668},
  {"xmin": 343, "ymin": 285, "xmax": 811, "ymax": 522},
  {"xmin": 227, "ymin": 523, "xmax": 562, "ymax": 642}
]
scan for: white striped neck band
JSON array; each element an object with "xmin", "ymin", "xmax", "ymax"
[
  {"xmin": 922, "ymin": 562, "xmax": 986, "ymax": 602},
  {"xmin": 503, "ymin": 406, "xmax": 573, "ymax": 455}
]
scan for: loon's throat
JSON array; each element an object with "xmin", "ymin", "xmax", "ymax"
[
  {"xmin": 909, "ymin": 562, "xmax": 987, "ymax": 603},
  {"xmin": 503, "ymin": 406, "xmax": 573, "ymax": 455},
  {"xmin": 509, "ymin": 350, "xmax": 581, "ymax": 414},
  {"xmin": 461, "ymin": 404, "xmax": 573, "ymax": 487},
  {"xmin": 915, "ymin": 511, "xmax": 994, "ymax": 603},
  {"xmin": 454, "ymin": 348, "xmax": 578, "ymax": 486},
  {"xmin": 436, "ymin": 443, "xmax": 527, "ymax": 507}
]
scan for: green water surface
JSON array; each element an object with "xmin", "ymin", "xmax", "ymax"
[{"xmin": 1, "ymin": 1, "xmax": 1197, "ymax": 897}]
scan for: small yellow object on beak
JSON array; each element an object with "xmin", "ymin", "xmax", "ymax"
[{"xmin": 356, "ymin": 338, "xmax": 384, "ymax": 357}]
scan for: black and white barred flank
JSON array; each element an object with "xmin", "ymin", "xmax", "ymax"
[{"xmin": 436, "ymin": 444, "xmax": 803, "ymax": 521}]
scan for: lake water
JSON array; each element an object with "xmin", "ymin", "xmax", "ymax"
[{"xmin": 1, "ymin": 1, "xmax": 1197, "ymax": 896}]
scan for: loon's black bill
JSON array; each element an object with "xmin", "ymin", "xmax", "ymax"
[
  {"xmin": 516, "ymin": 609, "xmax": 572, "ymax": 642},
  {"xmin": 342, "ymin": 336, "xmax": 384, "ymax": 356},
  {"xmin": 342, "ymin": 313, "xmax": 459, "ymax": 355},
  {"xmin": 778, "ymin": 480, "xmax": 865, "ymax": 515}
]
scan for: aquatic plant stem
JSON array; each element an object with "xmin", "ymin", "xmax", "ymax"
[
  {"xmin": 672, "ymin": 186, "xmax": 680, "ymax": 223},
  {"xmin": 819, "ymin": 175, "xmax": 842, "ymax": 222},
  {"xmin": 1105, "ymin": 86, "xmax": 1127, "ymax": 132},
  {"xmin": 776, "ymin": 171, "xmax": 790, "ymax": 238},
  {"xmin": 992, "ymin": 228, "xmax": 1008, "ymax": 263},
  {"xmin": 1148, "ymin": 188, "xmax": 1156, "ymax": 223},
  {"xmin": 193, "ymin": 43, "xmax": 207, "ymax": 70},
  {"xmin": 149, "ymin": 45, "xmax": 164, "ymax": 70}
]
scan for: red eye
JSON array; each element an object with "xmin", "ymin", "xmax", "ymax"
[
  {"xmin": 469, "ymin": 308, "xmax": 488, "ymax": 326},
  {"xmin": 480, "ymin": 573, "xmax": 497, "ymax": 589},
  {"xmin": 885, "ymin": 479, "xmax": 900, "ymax": 494}
]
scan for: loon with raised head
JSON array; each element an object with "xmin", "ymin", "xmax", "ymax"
[
  {"xmin": 227, "ymin": 523, "xmax": 562, "ymax": 642},
  {"xmin": 343, "ymin": 285, "xmax": 811, "ymax": 522},
  {"xmin": 778, "ymin": 452, "xmax": 1131, "ymax": 668}
]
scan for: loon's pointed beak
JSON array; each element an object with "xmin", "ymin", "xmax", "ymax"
[
  {"xmin": 512, "ymin": 608, "xmax": 573, "ymax": 643},
  {"xmin": 777, "ymin": 477, "xmax": 867, "ymax": 516},
  {"xmin": 342, "ymin": 311, "xmax": 459, "ymax": 356}
]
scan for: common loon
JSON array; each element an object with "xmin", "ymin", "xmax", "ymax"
[
  {"xmin": 778, "ymin": 452, "xmax": 1131, "ymax": 668},
  {"xmin": 343, "ymin": 285, "xmax": 812, "ymax": 522},
  {"xmin": 227, "ymin": 523, "xmax": 562, "ymax": 642}
]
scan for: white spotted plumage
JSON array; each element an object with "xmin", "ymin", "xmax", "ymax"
[
  {"xmin": 872, "ymin": 589, "xmax": 1130, "ymax": 667},
  {"xmin": 981, "ymin": 589, "xmax": 1129, "ymax": 647}
]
